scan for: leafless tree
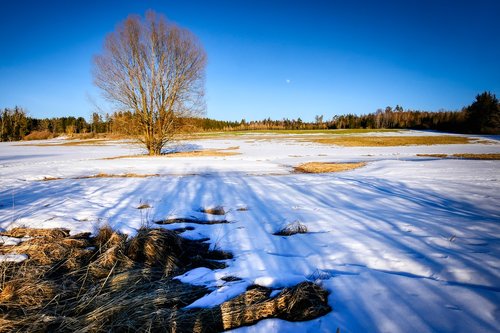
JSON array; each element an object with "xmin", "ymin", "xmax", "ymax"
[{"xmin": 93, "ymin": 11, "xmax": 207, "ymax": 155}]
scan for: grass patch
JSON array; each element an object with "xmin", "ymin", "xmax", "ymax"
[
  {"xmin": 137, "ymin": 204, "xmax": 151, "ymax": 209},
  {"xmin": 200, "ymin": 206, "xmax": 226, "ymax": 215},
  {"xmin": 416, "ymin": 153, "xmax": 500, "ymax": 160},
  {"xmin": 155, "ymin": 217, "xmax": 229, "ymax": 225},
  {"xmin": 416, "ymin": 154, "xmax": 449, "ymax": 158},
  {"xmin": 187, "ymin": 128, "xmax": 398, "ymax": 138},
  {"xmin": 76, "ymin": 173, "xmax": 159, "ymax": 179},
  {"xmin": 20, "ymin": 139, "xmax": 109, "ymax": 147},
  {"xmin": 310, "ymin": 136, "xmax": 471, "ymax": 147},
  {"xmin": 452, "ymin": 153, "xmax": 500, "ymax": 160},
  {"xmin": 274, "ymin": 221, "xmax": 308, "ymax": 236},
  {"xmin": 0, "ymin": 227, "xmax": 330, "ymax": 331},
  {"xmin": 166, "ymin": 149, "xmax": 240, "ymax": 157},
  {"xmin": 294, "ymin": 162, "xmax": 366, "ymax": 173}
]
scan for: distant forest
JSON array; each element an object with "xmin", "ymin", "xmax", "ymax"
[{"xmin": 1, "ymin": 92, "xmax": 498, "ymax": 141}]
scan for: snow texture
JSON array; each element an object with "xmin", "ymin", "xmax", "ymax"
[{"xmin": 0, "ymin": 130, "xmax": 499, "ymax": 332}]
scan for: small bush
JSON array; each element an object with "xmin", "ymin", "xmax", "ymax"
[{"xmin": 23, "ymin": 130, "xmax": 54, "ymax": 141}]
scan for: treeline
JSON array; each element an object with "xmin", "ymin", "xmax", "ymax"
[
  {"xmin": 0, "ymin": 108, "xmax": 111, "ymax": 141},
  {"xmin": 1, "ymin": 92, "xmax": 498, "ymax": 141}
]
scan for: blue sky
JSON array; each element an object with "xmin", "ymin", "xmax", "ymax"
[{"xmin": 1, "ymin": 0, "xmax": 499, "ymax": 121}]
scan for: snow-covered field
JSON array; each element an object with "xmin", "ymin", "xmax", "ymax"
[{"xmin": 1, "ymin": 130, "xmax": 499, "ymax": 332}]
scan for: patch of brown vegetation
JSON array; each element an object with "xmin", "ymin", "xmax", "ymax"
[
  {"xmin": 200, "ymin": 206, "xmax": 226, "ymax": 215},
  {"xmin": 416, "ymin": 154, "xmax": 449, "ymax": 158},
  {"xmin": 294, "ymin": 162, "xmax": 367, "ymax": 173},
  {"xmin": 452, "ymin": 153, "xmax": 500, "ymax": 160},
  {"xmin": 274, "ymin": 221, "xmax": 308, "ymax": 236},
  {"xmin": 155, "ymin": 217, "xmax": 229, "ymax": 225},
  {"xmin": 42, "ymin": 176, "xmax": 63, "ymax": 181},
  {"xmin": 21, "ymin": 139, "xmax": 109, "ymax": 147},
  {"xmin": 0, "ymin": 227, "xmax": 330, "ymax": 332},
  {"xmin": 23, "ymin": 130, "xmax": 55, "ymax": 141},
  {"xmin": 415, "ymin": 153, "xmax": 500, "ymax": 160},
  {"xmin": 310, "ymin": 136, "xmax": 471, "ymax": 147},
  {"xmin": 166, "ymin": 149, "xmax": 240, "ymax": 157},
  {"xmin": 76, "ymin": 173, "xmax": 160, "ymax": 179},
  {"xmin": 137, "ymin": 204, "xmax": 151, "ymax": 209}
]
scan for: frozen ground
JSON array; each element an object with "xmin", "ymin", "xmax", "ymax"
[{"xmin": 0, "ymin": 130, "xmax": 499, "ymax": 332}]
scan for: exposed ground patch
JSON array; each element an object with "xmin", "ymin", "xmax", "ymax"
[
  {"xmin": 416, "ymin": 153, "xmax": 500, "ymax": 160},
  {"xmin": 199, "ymin": 206, "xmax": 226, "ymax": 215},
  {"xmin": 309, "ymin": 136, "xmax": 471, "ymax": 147},
  {"xmin": 20, "ymin": 139, "xmax": 110, "ymax": 147},
  {"xmin": 155, "ymin": 217, "xmax": 229, "ymax": 225},
  {"xmin": 0, "ymin": 227, "xmax": 330, "ymax": 332},
  {"xmin": 294, "ymin": 162, "xmax": 367, "ymax": 173},
  {"xmin": 274, "ymin": 221, "xmax": 308, "ymax": 236}
]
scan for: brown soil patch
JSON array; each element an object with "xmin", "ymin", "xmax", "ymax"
[
  {"xmin": 0, "ymin": 227, "xmax": 330, "ymax": 332},
  {"xmin": 310, "ymin": 136, "xmax": 471, "ymax": 147},
  {"xmin": 294, "ymin": 162, "xmax": 367, "ymax": 173}
]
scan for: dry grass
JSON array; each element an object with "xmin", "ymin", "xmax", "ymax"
[
  {"xmin": 295, "ymin": 162, "xmax": 367, "ymax": 173},
  {"xmin": 76, "ymin": 173, "xmax": 159, "ymax": 179},
  {"xmin": 21, "ymin": 139, "xmax": 109, "ymax": 147},
  {"xmin": 274, "ymin": 221, "xmax": 308, "ymax": 236},
  {"xmin": 416, "ymin": 154, "xmax": 449, "ymax": 158},
  {"xmin": 0, "ymin": 227, "xmax": 330, "ymax": 332},
  {"xmin": 200, "ymin": 206, "xmax": 226, "ymax": 215},
  {"xmin": 155, "ymin": 217, "xmax": 229, "ymax": 225},
  {"xmin": 137, "ymin": 204, "xmax": 151, "ymax": 209},
  {"xmin": 166, "ymin": 149, "xmax": 240, "ymax": 157},
  {"xmin": 23, "ymin": 130, "xmax": 55, "ymax": 141},
  {"xmin": 416, "ymin": 153, "xmax": 500, "ymax": 160},
  {"xmin": 452, "ymin": 153, "xmax": 500, "ymax": 160},
  {"xmin": 310, "ymin": 136, "xmax": 471, "ymax": 147}
]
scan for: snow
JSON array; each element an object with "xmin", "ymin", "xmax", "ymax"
[
  {"xmin": 0, "ymin": 254, "xmax": 28, "ymax": 263},
  {"xmin": 0, "ymin": 130, "xmax": 499, "ymax": 332}
]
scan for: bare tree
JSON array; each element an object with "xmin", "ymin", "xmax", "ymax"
[{"xmin": 93, "ymin": 11, "xmax": 206, "ymax": 155}]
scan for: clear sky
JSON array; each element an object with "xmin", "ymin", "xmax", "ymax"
[{"xmin": 1, "ymin": 0, "xmax": 499, "ymax": 121}]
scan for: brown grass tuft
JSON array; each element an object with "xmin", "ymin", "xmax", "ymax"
[
  {"xmin": 200, "ymin": 206, "xmax": 226, "ymax": 215},
  {"xmin": 310, "ymin": 135, "xmax": 471, "ymax": 147},
  {"xmin": 294, "ymin": 162, "xmax": 366, "ymax": 173},
  {"xmin": 274, "ymin": 221, "xmax": 308, "ymax": 236},
  {"xmin": 76, "ymin": 173, "xmax": 159, "ymax": 179},
  {"xmin": 0, "ymin": 226, "xmax": 330, "ymax": 332}
]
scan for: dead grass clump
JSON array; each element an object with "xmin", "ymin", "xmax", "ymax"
[
  {"xmin": 416, "ymin": 154, "xmax": 448, "ymax": 158},
  {"xmin": 0, "ymin": 227, "xmax": 330, "ymax": 332},
  {"xmin": 294, "ymin": 162, "xmax": 366, "ymax": 173},
  {"xmin": 274, "ymin": 221, "xmax": 308, "ymax": 236},
  {"xmin": 166, "ymin": 149, "xmax": 240, "ymax": 157},
  {"xmin": 156, "ymin": 217, "xmax": 230, "ymax": 225},
  {"xmin": 311, "ymin": 136, "xmax": 471, "ymax": 147},
  {"xmin": 200, "ymin": 206, "xmax": 226, "ymax": 215},
  {"xmin": 76, "ymin": 173, "xmax": 159, "ymax": 179},
  {"xmin": 137, "ymin": 203, "xmax": 151, "ymax": 209},
  {"xmin": 452, "ymin": 153, "xmax": 500, "ymax": 160},
  {"xmin": 1, "ymin": 227, "xmax": 69, "ymax": 239}
]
